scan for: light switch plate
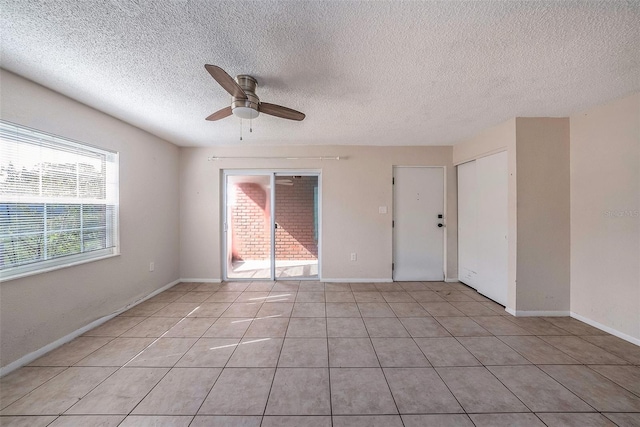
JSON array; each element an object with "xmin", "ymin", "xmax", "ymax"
[{"xmin": 379, "ymin": 206, "xmax": 387, "ymax": 214}]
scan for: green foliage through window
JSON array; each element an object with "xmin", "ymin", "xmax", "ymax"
[{"xmin": 0, "ymin": 121, "xmax": 118, "ymax": 276}]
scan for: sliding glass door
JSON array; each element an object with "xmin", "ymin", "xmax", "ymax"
[
  {"xmin": 274, "ymin": 175, "xmax": 319, "ymax": 279},
  {"xmin": 225, "ymin": 174, "xmax": 272, "ymax": 279},
  {"xmin": 224, "ymin": 171, "xmax": 319, "ymax": 280}
]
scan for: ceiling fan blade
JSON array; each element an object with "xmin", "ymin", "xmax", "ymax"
[
  {"xmin": 259, "ymin": 102, "xmax": 305, "ymax": 121},
  {"xmin": 205, "ymin": 106, "xmax": 232, "ymax": 121},
  {"xmin": 205, "ymin": 64, "xmax": 247, "ymax": 99}
]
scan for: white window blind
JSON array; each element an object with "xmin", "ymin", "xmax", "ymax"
[{"xmin": 0, "ymin": 121, "xmax": 119, "ymax": 280}]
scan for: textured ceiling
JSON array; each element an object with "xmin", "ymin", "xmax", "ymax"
[{"xmin": 1, "ymin": 1, "xmax": 639, "ymax": 147}]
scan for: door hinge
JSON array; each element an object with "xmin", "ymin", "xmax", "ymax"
[
  {"xmin": 392, "ymin": 220, "xmax": 395, "ymax": 228},
  {"xmin": 392, "ymin": 177, "xmax": 395, "ymax": 185},
  {"xmin": 392, "ymin": 263, "xmax": 395, "ymax": 271}
]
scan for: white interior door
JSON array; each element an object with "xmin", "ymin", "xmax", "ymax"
[
  {"xmin": 393, "ymin": 167, "xmax": 445, "ymax": 281},
  {"xmin": 457, "ymin": 160, "xmax": 479, "ymax": 289},
  {"xmin": 476, "ymin": 151, "xmax": 508, "ymax": 305}
]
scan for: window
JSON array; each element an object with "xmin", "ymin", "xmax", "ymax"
[{"xmin": 0, "ymin": 121, "xmax": 119, "ymax": 280}]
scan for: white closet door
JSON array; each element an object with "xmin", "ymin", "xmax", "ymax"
[
  {"xmin": 457, "ymin": 161, "xmax": 479, "ymax": 289},
  {"xmin": 476, "ymin": 151, "xmax": 508, "ymax": 305}
]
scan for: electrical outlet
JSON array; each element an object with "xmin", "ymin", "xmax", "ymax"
[
  {"xmin": 149, "ymin": 261, "xmax": 155, "ymax": 272},
  {"xmin": 350, "ymin": 252, "xmax": 357, "ymax": 261}
]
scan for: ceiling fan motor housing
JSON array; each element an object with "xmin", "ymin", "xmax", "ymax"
[{"xmin": 232, "ymin": 75, "xmax": 260, "ymax": 119}]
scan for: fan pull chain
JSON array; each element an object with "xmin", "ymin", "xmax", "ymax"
[
  {"xmin": 250, "ymin": 118, "xmax": 253, "ymax": 133},
  {"xmin": 240, "ymin": 118, "xmax": 243, "ymax": 141}
]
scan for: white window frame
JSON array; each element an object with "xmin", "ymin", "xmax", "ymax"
[{"xmin": 0, "ymin": 121, "xmax": 120, "ymax": 281}]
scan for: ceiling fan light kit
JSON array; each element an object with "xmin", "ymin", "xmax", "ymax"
[{"xmin": 204, "ymin": 64, "xmax": 305, "ymax": 128}]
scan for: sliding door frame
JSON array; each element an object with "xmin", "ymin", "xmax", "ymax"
[{"xmin": 222, "ymin": 169, "xmax": 322, "ymax": 281}]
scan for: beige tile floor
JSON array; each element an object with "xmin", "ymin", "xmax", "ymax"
[{"xmin": 2, "ymin": 281, "xmax": 640, "ymax": 427}]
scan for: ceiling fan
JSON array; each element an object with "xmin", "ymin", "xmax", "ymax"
[{"xmin": 204, "ymin": 64, "xmax": 305, "ymax": 122}]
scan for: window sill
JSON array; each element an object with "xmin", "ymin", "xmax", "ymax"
[{"xmin": 0, "ymin": 251, "xmax": 120, "ymax": 283}]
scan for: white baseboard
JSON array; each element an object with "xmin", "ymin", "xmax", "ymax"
[
  {"xmin": 445, "ymin": 277, "xmax": 459, "ymax": 283},
  {"xmin": 323, "ymin": 278, "xmax": 393, "ymax": 283},
  {"xmin": 503, "ymin": 308, "xmax": 640, "ymax": 346},
  {"xmin": 0, "ymin": 278, "xmax": 180, "ymax": 378},
  {"xmin": 570, "ymin": 311, "xmax": 640, "ymax": 346},
  {"xmin": 182, "ymin": 278, "xmax": 395, "ymax": 283},
  {"xmin": 510, "ymin": 310, "xmax": 571, "ymax": 317}
]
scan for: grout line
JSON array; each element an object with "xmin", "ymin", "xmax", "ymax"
[
  {"xmin": 3, "ymin": 294, "xmax": 200, "ymax": 413},
  {"xmin": 121, "ymin": 299, "xmax": 213, "ymax": 418},
  {"xmin": 409, "ymin": 283, "xmax": 470, "ymax": 420},
  {"xmin": 259, "ymin": 281, "xmax": 290, "ymax": 422},
  {"xmin": 193, "ymin": 280, "xmax": 264, "ymax": 419},
  {"xmin": 326, "ymin": 284, "xmax": 334, "ymax": 427}
]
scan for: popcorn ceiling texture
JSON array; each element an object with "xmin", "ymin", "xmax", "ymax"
[{"xmin": 0, "ymin": 0, "xmax": 639, "ymax": 147}]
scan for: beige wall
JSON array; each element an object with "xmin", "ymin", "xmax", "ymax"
[
  {"xmin": 515, "ymin": 118, "xmax": 570, "ymax": 312},
  {"xmin": 453, "ymin": 119, "xmax": 518, "ymax": 310},
  {"xmin": 0, "ymin": 70, "xmax": 181, "ymax": 368},
  {"xmin": 180, "ymin": 145, "xmax": 457, "ymax": 281},
  {"xmin": 570, "ymin": 93, "xmax": 640, "ymax": 341},
  {"xmin": 453, "ymin": 118, "xmax": 571, "ymax": 314}
]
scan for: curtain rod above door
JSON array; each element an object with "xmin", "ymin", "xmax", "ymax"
[{"xmin": 208, "ymin": 156, "xmax": 343, "ymax": 161}]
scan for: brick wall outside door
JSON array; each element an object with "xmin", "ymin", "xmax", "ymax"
[{"xmin": 231, "ymin": 176, "xmax": 318, "ymax": 261}]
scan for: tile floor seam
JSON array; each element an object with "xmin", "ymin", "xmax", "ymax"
[
  {"xmin": 67, "ymin": 306, "xmax": 205, "ymax": 418},
  {"xmin": 115, "ymin": 367, "xmax": 173, "ymax": 417},
  {"xmin": 192, "ymin": 284, "xmax": 270, "ymax": 419},
  {"xmin": 126, "ymin": 334, "xmax": 210, "ymax": 417},
  {"xmin": 36, "ymin": 336, "xmax": 118, "ymax": 368},
  {"xmin": 541, "ymin": 335, "xmax": 629, "ymax": 366},
  {"xmin": 113, "ymin": 307, "xmax": 195, "ymax": 404},
  {"xmin": 429, "ymin": 361, "xmax": 469, "ymax": 417},
  {"xmin": 260, "ymin": 307, "xmax": 292, "ymax": 417},
  {"xmin": 121, "ymin": 308, "xmax": 201, "ymax": 368},
  {"xmin": 582, "ymin": 337, "xmax": 640, "ymax": 366},
  {"xmin": 567, "ymin": 364, "xmax": 640, "ymax": 405},
  {"xmin": 367, "ymin": 336, "xmax": 396, "ymax": 391},
  {"xmin": 166, "ymin": 363, "xmax": 216, "ymax": 419},
  {"xmin": 494, "ymin": 335, "xmax": 576, "ymax": 365},
  {"xmin": 480, "ymin": 363, "xmax": 546, "ymax": 415},
  {"xmin": 91, "ymin": 316, "xmax": 146, "ymax": 338},
  {"xmin": 545, "ymin": 362, "xmax": 632, "ymax": 411},
  {"xmin": 0, "ymin": 367, "xmax": 70, "ymax": 411},
  {"xmin": 53, "ymin": 367, "xmax": 121, "ymax": 417},
  {"xmin": 323, "ymin": 288, "xmax": 334, "ymax": 427},
  {"xmin": 529, "ymin": 365, "xmax": 599, "ymax": 413},
  {"xmin": 585, "ymin": 365, "xmax": 640, "ymax": 398},
  {"xmin": 406, "ymin": 323, "xmax": 437, "ymax": 368}
]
